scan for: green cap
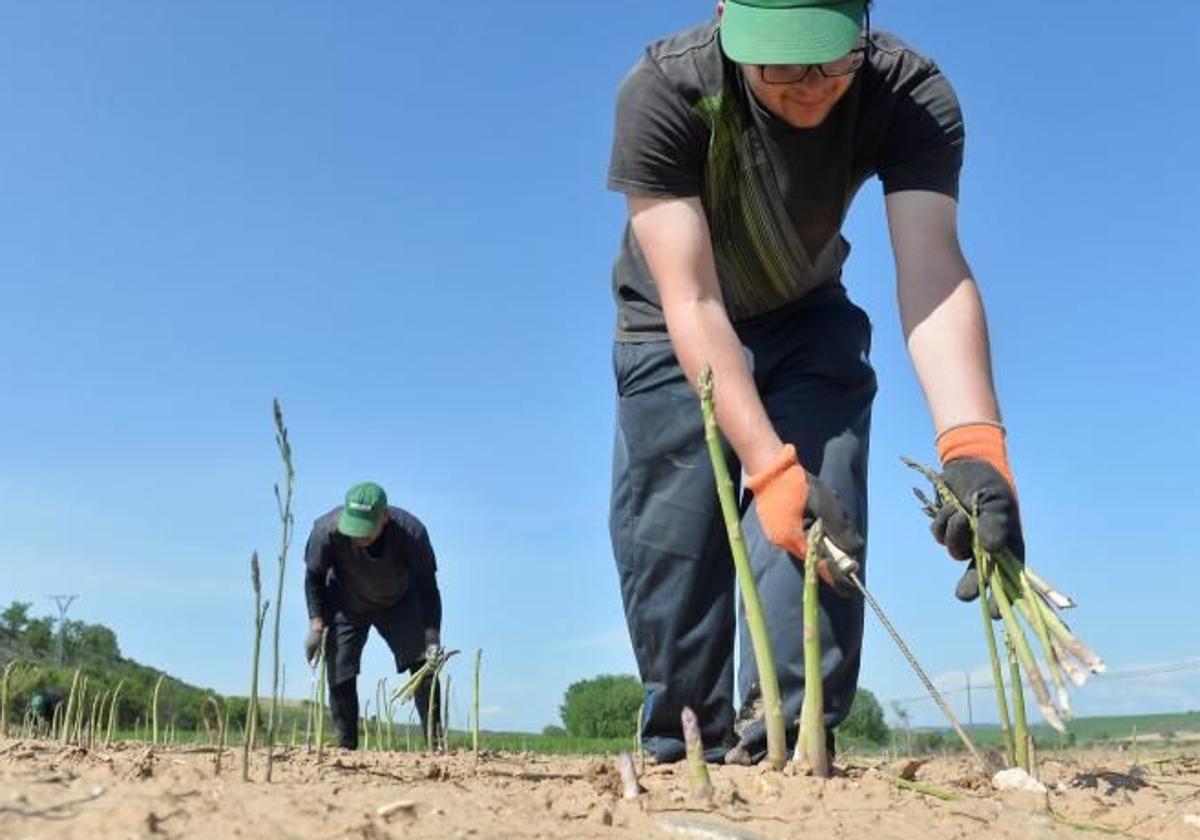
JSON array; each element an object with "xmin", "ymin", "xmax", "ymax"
[
  {"xmin": 720, "ymin": 0, "xmax": 866, "ymax": 65},
  {"xmin": 337, "ymin": 482, "xmax": 388, "ymax": 538}
]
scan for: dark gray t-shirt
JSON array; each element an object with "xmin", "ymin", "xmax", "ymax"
[{"xmin": 607, "ymin": 20, "xmax": 964, "ymax": 340}]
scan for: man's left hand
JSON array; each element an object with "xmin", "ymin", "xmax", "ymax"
[
  {"xmin": 423, "ymin": 629, "xmax": 443, "ymax": 663},
  {"xmin": 932, "ymin": 424, "xmax": 1024, "ymax": 602}
]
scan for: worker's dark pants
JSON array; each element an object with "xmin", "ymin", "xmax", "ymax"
[
  {"xmin": 610, "ymin": 288, "xmax": 876, "ymax": 764},
  {"xmin": 323, "ymin": 602, "xmax": 440, "ymax": 750}
]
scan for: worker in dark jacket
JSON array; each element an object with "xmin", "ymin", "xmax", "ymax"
[{"xmin": 303, "ymin": 481, "xmax": 444, "ymax": 749}]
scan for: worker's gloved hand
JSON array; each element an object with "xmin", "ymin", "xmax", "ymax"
[
  {"xmin": 423, "ymin": 629, "xmax": 443, "ymax": 664},
  {"xmin": 932, "ymin": 424, "xmax": 1024, "ymax": 603},
  {"xmin": 746, "ymin": 444, "xmax": 863, "ymax": 596},
  {"xmin": 304, "ymin": 627, "xmax": 324, "ymax": 666}
]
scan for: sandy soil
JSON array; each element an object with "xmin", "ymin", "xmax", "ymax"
[{"xmin": 2, "ymin": 738, "xmax": 1198, "ymax": 839}]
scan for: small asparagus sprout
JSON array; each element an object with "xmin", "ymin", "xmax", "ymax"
[
  {"xmin": 202, "ymin": 696, "xmax": 226, "ymax": 775},
  {"xmin": 681, "ymin": 707, "xmax": 713, "ymax": 802},
  {"xmin": 314, "ymin": 628, "xmax": 328, "ymax": 762},
  {"xmin": 1005, "ymin": 632, "xmax": 1030, "ymax": 772},
  {"xmin": 616, "ymin": 752, "xmax": 641, "ymax": 799},
  {"xmin": 796, "ymin": 520, "xmax": 830, "ymax": 778},
  {"xmin": 442, "ymin": 674, "xmax": 452, "ymax": 749},
  {"xmin": 244, "ymin": 550, "xmax": 268, "ymax": 783},
  {"xmin": 106, "ymin": 680, "xmax": 125, "ymax": 747},
  {"xmin": 1, "ymin": 660, "xmax": 20, "ymax": 738},
  {"xmin": 265, "ymin": 397, "xmax": 295, "ymax": 783},
  {"xmin": 698, "ymin": 366, "xmax": 787, "ymax": 770},
  {"xmin": 60, "ymin": 668, "xmax": 81, "ymax": 745},
  {"xmin": 635, "ymin": 698, "xmax": 645, "ymax": 771},
  {"xmin": 89, "ymin": 690, "xmax": 107, "ymax": 749},
  {"xmin": 473, "ymin": 649, "xmax": 482, "ymax": 759},
  {"xmin": 152, "ymin": 675, "xmax": 165, "ymax": 745}
]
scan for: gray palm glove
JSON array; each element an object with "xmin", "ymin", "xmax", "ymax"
[
  {"xmin": 423, "ymin": 628, "xmax": 442, "ymax": 663},
  {"xmin": 304, "ymin": 628, "xmax": 323, "ymax": 666}
]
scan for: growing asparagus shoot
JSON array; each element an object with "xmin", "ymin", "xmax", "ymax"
[
  {"xmin": 797, "ymin": 520, "xmax": 829, "ymax": 777},
  {"xmin": 698, "ymin": 366, "xmax": 787, "ymax": 770},
  {"xmin": 681, "ymin": 706, "xmax": 713, "ymax": 801},
  {"xmin": 265, "ymin": 397, "xmax": 295, "ymax": 783}
]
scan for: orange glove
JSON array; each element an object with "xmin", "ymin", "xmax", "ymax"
[{"xmin": 746, "ymin": 444, "xmax": 864, "ymax": 593}]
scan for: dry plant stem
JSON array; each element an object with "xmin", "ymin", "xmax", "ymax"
[
  {"xmin": 616, "ymin": 752, "xmax": 641, "ymax": 799},
  {"xmin": 244, "ymin": 554, "xmax": 267, "ymax": 782},
  {"xmin": 473, "ymin": 648, "xmax": 481, "ymax": 758},
  {"xmin": 681, "ymin": 707, "xmax": 713, "ymax": 801},
  {"xmin": 798, "ymin": 521, "xmax": 829, "ymax": 777},
  {"xmin": 74, "ymin": 677, "xmax": 90, "ymax": 745},
  {"xmin": 1005, "ymin": 633, "xmax": 1030, "ymax": 771},
  {"xmin": 265, "ymin": 398, "xmax": 295, "ymax": 783},
  {"xmin": 52, "ymin": 704, "xmax": 64, "ymax": 742},
  {"xmin": 885, "ymin": 775, "xmax": 961, "ymax": 801},
  {"xmin": 315, "ymin": 628, "xmax": 328, "ymax": 762},
  {"xmin": 60, "ymin": 668, "xmax": 81, "ymax": 745},
  {"xmin": 106, "ymin": 680, "xmax": 125, "ymax": 747},
  {"xmin": 698, "ymin": 366, "xmax": 786, "ymax": 770}
]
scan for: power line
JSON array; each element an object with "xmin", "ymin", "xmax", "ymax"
[
  {"xmin": 887, "ymin": 659, "xmax": 1200, "ymax": 707},
  {"xmin": 47, "ymin": 594, "xmax": 78, "ymax": 667}
]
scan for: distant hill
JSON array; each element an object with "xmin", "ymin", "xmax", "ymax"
[{"xmin": 1, "ymin": 600, "xmax": 230, "ymax": 731}]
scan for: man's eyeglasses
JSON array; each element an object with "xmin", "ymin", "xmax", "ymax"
[
  {"xmin": 756, "ymin": 46, "xmax": 866, "ymax": 85},
  {"xmin": 755, "ymin": 11, "xmax": 871, "ymax": 86}
]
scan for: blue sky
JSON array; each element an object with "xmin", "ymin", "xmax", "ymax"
[{"xmin": 1, "ymin": 1, "xmax": 1197, "ymax": 733}]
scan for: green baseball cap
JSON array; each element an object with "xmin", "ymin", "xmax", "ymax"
[
  {"xmin": 337, "ymin": 481, "xmax": 388, "ymax": 538},
  {"xmin": 720, "ymin": 0, "xmax": 866, "ymax": 65}
]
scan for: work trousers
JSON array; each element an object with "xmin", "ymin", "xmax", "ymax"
[
  {"xmin": 323, "ymin": 602, "xmax": 441, "ymax": 750},
  {"xmin": 609, "ymin": 287, "xmax": 877, "ymax": 763}
]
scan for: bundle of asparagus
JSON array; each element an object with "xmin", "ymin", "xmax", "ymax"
[{"xmin": 904, "ymin": 458, "xmax": 1104, "ymax": 770}]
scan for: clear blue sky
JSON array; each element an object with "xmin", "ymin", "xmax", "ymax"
[{"xmin": 2, "ymin": 2, "xmax": 1197, "ymax": 733}]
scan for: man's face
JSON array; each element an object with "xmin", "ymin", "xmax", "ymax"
[
  {"xmin": 353, "ymin": 514, "xmax": 388, "ymax": 547},
  {"xmin": 740, "ymin": 62, "xmax": 857, "ymax": 129},
  {"xmin": 715, "ymin": 1, "xmax": 861, "ymax": 129}
]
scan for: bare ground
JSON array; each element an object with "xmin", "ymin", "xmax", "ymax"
[{"xmin": 2, "ymin": 738, "xmax": 1198, "ymax": 839}]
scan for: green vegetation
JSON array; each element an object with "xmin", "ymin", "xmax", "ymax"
[
  {"xmin": 838, "ymin": 688, "xmax": 890, "ymax": 744},
  {"xmin": 1, "ymin": 600, "xmax": 224, "ymax": 735},
  {"xmin": 560, "ymin": 674, "xmax": 643, "ymax": 738}
]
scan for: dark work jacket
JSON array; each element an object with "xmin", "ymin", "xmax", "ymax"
[{"xmin": 303, "ymin": 505, "xmax": 442, "ymax": 633}]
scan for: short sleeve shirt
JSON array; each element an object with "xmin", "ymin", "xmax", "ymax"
[{"xmin": 607, "ymin": 20, "xmax": 964, "ymax": 340}]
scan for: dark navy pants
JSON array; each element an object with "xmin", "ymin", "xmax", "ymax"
[
  {"xmin": 609, "ymin": 288, "xmax": 877, "ymax": 763},
  {"xmin": 323, "ymin": 600, "xmax": 440, "ymax": 749}
]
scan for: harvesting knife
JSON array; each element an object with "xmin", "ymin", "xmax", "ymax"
[{"xmin": 821, "ymin": 536, "xmax": 988, "ymax": 771}]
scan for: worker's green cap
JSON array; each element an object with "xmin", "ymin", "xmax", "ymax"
[
  {"xmin": 337, "ymin": 482, "xmax": 388, "ymax": 538},
  {"xmin": 720, "ymin": 0, "xmax": 866, "ymax": 65}
]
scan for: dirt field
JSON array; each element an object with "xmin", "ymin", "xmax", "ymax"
[{"xmin": 2, "ymin": 738, "xmax": 1198, "ymax": 839}]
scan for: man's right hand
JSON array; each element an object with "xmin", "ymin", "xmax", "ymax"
[
  {"xmin": 304, "ymin": 621, "xmax": 325, "ymax": 666},
  {"xmin": 746, "ymin": 444, "xmax": 864, "ymax": 595}
]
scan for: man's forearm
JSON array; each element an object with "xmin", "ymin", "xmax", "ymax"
[
  {"xmin": 664, "ymin": 297, "xmax": 782, "ymax": 475},
  {"xmin": 304, "ymin": 569, "xmax": 329, "ymax": 624},
  {"xmin": 904, "ymin": 276, "xmax": 1001, "ymax": 435}
]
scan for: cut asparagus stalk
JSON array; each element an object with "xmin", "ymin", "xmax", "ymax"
[{"xmin": 681, "ymin": 707, "xmax": 713, "ymax": 801}]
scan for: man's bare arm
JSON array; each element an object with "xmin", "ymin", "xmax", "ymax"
[
  {"xmin": 886, "ymin": 190, "xmax": 1002, "ymax": 434},
  {"xmin": 628, "ymin": 195, "xmax": 781, "ymax": 474}
]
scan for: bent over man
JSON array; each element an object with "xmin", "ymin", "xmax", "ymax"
[
  {"xmin": 607, "ymin": 0, "xmax": 1024, "ymax": 764},
  {"xmin": 304, "ymin": 481, "xmax": 444, "ymax": 749}
]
